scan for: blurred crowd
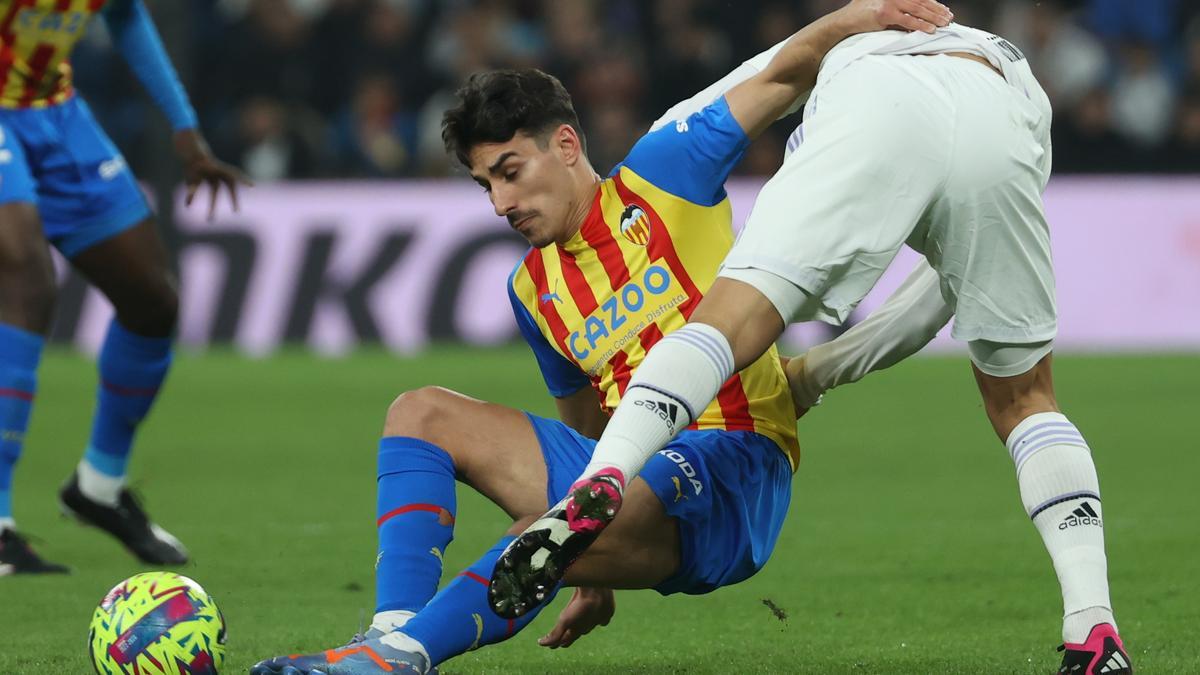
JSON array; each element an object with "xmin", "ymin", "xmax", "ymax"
[{"xmin": 76, "ymin": 0, "xmax": 1200, "ymax": 179}]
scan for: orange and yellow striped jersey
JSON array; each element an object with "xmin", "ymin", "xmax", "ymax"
[
  {"xmin": 0, "ymin": 0, "xmax": 106, "ymax": 109},
  {"xmin": 508, "ymin": 97, "xmax": 800, "ymax": 468}
]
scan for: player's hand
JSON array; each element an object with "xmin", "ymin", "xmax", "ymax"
[
  {"xmin": 840, "ymin": 0, "xmax": 954, "ymax": 35},
  {"xmin": 784, "ymin": 354, "xmax": 820, "ymax": 419},
  {"xmin": 174, "ymin": 129, "xmax": 253, "ymax": 221},
  {"xmin": 538, "ymin": 587, "xmax": 614, "ymax": 649}
]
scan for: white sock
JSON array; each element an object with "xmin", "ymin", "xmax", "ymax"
[
  {"xmin": 581, "ymin": 323, "xmax": 734, "ymax": 480},
  {"xmin": 0, "ymin": 516, "xmax": 14, "ymax": 533},
  {"xmin": 1007, "ymin": 412, "xmax": 1116, "ymax": 643},
  {"xmin": 77, "ymin": 459, "xmax": 124, "ymax": 507},
  {"xmin": 380, "ymin": 630, "xmax": 432, "ymax": 671},
  {"xmin": 369, "ymin": 609, "xmax": 415, "ymax": 636}
]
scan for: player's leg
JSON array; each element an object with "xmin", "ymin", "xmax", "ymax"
[
  {"xmin": 373, "ymin": 481, "xmax": 677, "ymax": 673},
  {"xmin": 0, "ymin": 202, "xmax": 70, "ymax": 575},
  {"xmin": 369, "ymin": 386, "xmax": 553, "ymax": 635},
  {"xmin": 928, "ymin": 53, "xmax": 1127, "ymax": 671},
  {"xmin": 973, "ymin": 350, "xmax": 1125, "ymax": 669},
  {"xmin": 253, "ymin": 402, "xmax": 683, "ymax": 675},
  {"xmin": 0, "ymin": 112, "xmax": 70, "ymax": 573},
  {"xmin": 274, "ymin": 431, "xmax": 789, "ymax": 675},
  {"xmin": 34, "ymin": 97, "xmax": 185, "ymax": 565}
]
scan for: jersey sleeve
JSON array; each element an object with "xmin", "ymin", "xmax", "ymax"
[
  {"xmin": 103, "ymin": 0, "xmax": 198, "ymax": 130},
  {"xmin": 507, "ymin": 267, "xmax": 591, "ymax": 398},
  {"xmin": 612, "ymin": 96, "xmax": 749, "ymax": 206}
]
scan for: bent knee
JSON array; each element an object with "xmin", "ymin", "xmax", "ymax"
[
  {"xmin": 383, "ymin": 386, "xmax": 463, "ymax": 442},
  {"xmin": 115, "ymin": 280, "xmax": 179, "ymax": 338}
]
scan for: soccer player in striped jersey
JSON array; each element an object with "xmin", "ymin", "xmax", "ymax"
[
  {"xmin": 0, "ymin": 0, "xmax": 246, "ymax": 574},
  {"xmin": 249, "ymin": 2, "xmax": 954, "ymax": 674},
  {"xmin": 504, "ymin": 7, "xmax": 1133, "ymax": 675}
]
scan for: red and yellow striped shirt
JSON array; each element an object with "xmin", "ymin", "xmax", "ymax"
[
  {"xmin": 0, "ymin": 0, "xmax": 106, "ymax": 109},
  {"xmin": 508, "ymin": 98, "xmax": 800, "ymax": 468}
]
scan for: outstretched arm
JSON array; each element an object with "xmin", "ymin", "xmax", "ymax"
[
  {"xmin": 786, "ymin": 260, "xmax": 953, "ymax": 412},
  {"xmin": 102, "ymin": 0, "xmax": 196, "ymax": 131},
  {"xmin": 726, "ymin": 0, "xmax": 953, "ymax": 139},
  {"xmin": 103, "ymin": 0, "xmax": 250, "ymax": 217}
]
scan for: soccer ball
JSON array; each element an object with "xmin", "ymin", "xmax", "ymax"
[{"xmin": 88, "ymin": 571, "xmax": 227, "ymax": 674}]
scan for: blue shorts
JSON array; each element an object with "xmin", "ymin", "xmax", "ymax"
[
  {"xmin": 0, "ymin": 97, "xmax": 151, "ymax": 258},
  {"xmin": 526, "ymin": 413, "xmax": 793, "ymax": 596}
]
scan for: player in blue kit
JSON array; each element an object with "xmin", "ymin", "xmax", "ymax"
[{"xmin": 0, "ymin": 0, "xmax": 247, "ymax": 575}]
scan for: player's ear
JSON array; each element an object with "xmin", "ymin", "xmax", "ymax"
[{"xmin": 554, "ymin": 124, "xmax": 584, "ymax": 166}]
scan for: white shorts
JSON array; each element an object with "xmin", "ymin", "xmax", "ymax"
[{"xmin": 720, "ymin": 53, "xmax": 1057, "ymax": 345}]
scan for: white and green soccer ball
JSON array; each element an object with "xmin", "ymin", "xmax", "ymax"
[{"xmin": 88, "ymin": 571, "xmax": 226, "ymax": 674}]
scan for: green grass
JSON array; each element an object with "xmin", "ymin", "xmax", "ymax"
[{"xmin": 2, "ymin": 348, "xmax": 1198, "ymax": 673}]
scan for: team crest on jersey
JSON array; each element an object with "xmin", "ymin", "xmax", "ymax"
[{"xmin": 619, "ymin": 204, "xmax": 651, "ymax": 246}]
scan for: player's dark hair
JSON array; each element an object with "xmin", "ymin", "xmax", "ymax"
[{"xmin": 442, "ymin": 69, "xmax": 585, "ymax": 167}]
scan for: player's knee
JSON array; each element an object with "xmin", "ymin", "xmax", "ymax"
[
  {"xmin": 0, "ymin": 222, "xmax": 57, "ymax": 331},
  {"xmin": 115, "ymin": 279, "xmax": 179, "ymax": 338},
  {"xmin": 972, "ymin": 344, "xmax": 1058, "ymax": 438},
  {"xmin": 383, "ymin": 386, "xmax": 456, "ymax": 443}
]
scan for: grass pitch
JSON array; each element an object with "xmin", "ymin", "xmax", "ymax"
[{"xmin": 2, "ymin": 347, "xmax": 1197, "ymax": 673}]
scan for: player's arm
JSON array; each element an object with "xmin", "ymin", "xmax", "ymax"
[
  {"xmin": 726, "ymin": 0, "xmax": 953, "ymax": 139},
  {"xmin": 102, "ymin": 0, "xmax": 250, "ymax": 218},
  {"xmin": 786, "ymin": 260, "xmax": 952, "ymax": 414}
]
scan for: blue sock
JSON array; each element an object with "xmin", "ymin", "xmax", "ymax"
[
  {"xmin": 400, "ymin": 535, "xmax": 559, "ymax": 666},
  {"xmin": 83, "ymin": 320, "xmax": 173, "ymax": 479},
  {"xmin": 376, "ymin": 437, "xmax": 457, "ymax": 614},
  {"xmin": 0, "ymin": 324, "xmax": 43, "ymax": 521}
]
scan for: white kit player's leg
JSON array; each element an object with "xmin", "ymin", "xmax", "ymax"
[
  {"xmin": 1005, "ymin": 409, "xmax": 1116, "ymax": 643},
  {"xmin": 925, "ymin": 53, "xmax": 1126, "ymax": 664}
]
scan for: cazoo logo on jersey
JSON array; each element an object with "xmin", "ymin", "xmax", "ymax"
[{"xmin": 567, "ymin": 264, "xmax": 686, "ymax": 368}]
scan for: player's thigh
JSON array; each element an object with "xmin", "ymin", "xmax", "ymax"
[
  {"xmin": 930, "ymin": 56, "xmax": 1057, "ymax": 347},
  {"xmin": 69, "ymin": 217, "xmax": 179, "ymax": 336},
  {"xmin": 570, "ymin": 431, "xmax": 793, "ymax": 594},
  {"xmin": 383, "ymin": 387, "xmax": 551, "ymax": 519},
  {"xmin": 0, "ymin": 202, "xmax": 56, "ymax": 332},
  {"xmin": 565, "ymin": 478, "xmax": 680, "ymax": 589},
  {"xmin": 34, "ymin": 98, "xmax": 153, "ymax": 265},
  {"xmin": 722, "ymin": 59, "xmax": 949, "ymax": 326},
  {"xmin": 0, "ymin": 123, "xmax": 56, "ymax": 331}
]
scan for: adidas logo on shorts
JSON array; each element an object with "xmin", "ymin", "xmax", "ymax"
[{"xmin": 1059, "ymin": 501, "xmax": 1102, "ymax": 530}]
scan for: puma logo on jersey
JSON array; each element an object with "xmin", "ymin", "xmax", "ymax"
[{"xmin": 540, "ymin": 279, "xmax": 563, "ymax": 304}]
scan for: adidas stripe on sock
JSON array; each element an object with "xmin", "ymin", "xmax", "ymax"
[{"xmin": 1006, "ymin": 412, "xmax": 1115, "ymax": 643}]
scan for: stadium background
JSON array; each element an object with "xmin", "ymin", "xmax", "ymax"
[{"xmin": 6, "ymin": 1, "xmax": 1200, "ymax": 673}]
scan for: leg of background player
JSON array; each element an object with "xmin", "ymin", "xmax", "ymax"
[
  {"xmin": 57, "ymin": 218, "xmax": 188, "ymax": 565},
  {"xmin": 973, "ymin": 352, "xmax": 1119, "ymax": 647},
  {"xmin": 370, "ymin": 386, "xmax": 559, "ymax": 635},
  {"xmin": 68, "ymin": 218, "xmax": 177, "ymax": 503},
  {"xmin": 0, "ymin": 203, "xmax": 68, "ymax": 573}
]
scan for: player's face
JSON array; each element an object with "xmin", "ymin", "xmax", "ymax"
[{"xmin": 468, "ymin": 129, "xmax": 579, "ymax": 248}]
